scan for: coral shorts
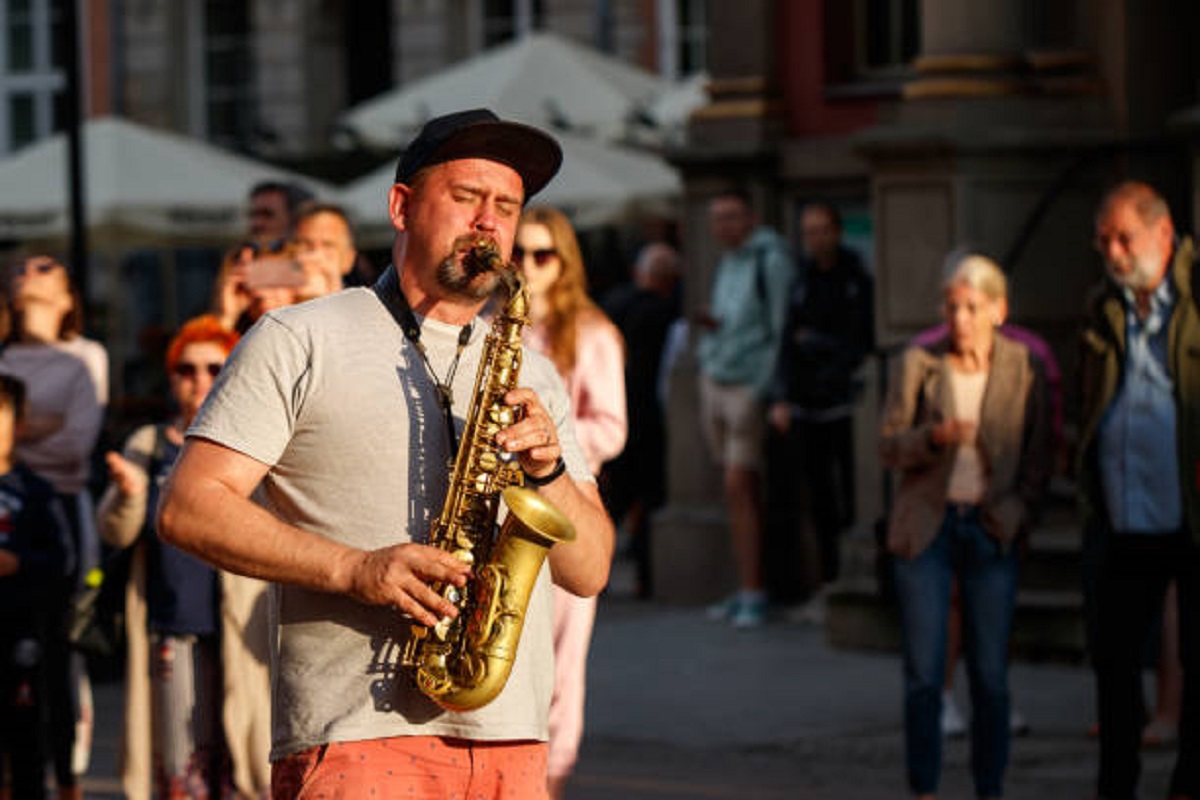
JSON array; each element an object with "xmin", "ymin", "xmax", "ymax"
[{"xmin": 271, "ymin": 736, "xmax": 549, "ymax": 799}]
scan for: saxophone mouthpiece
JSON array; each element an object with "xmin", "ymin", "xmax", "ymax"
[{"xmin": 462, "ymin": 237, "xmax": 505, "ymax": 278}]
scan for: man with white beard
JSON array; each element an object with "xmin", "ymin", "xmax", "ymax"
[{"xmin": 1078, "ymin": 180, "xmax": 1200, "ymax": 800}]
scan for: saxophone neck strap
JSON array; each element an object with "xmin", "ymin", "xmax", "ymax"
[
  {"xmin": 374, "ymin": 265, "xmax": 424, "ymax": 341},
  {"xmin": 374, "ymin": 265, "xmax": 473, "ymax": 455}
]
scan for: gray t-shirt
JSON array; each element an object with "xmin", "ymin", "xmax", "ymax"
[{"xmin": 189, "ymin": 280, "xmax": 589, "ymax": 759}]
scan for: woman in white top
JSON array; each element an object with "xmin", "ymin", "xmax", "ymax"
[{"xmin": 878, "ymin": 253, "xmax": 1052, "ymax": 800}]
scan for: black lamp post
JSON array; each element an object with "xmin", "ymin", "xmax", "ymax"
[{"xmin": 61, "ymin": 0, "xmax": 87, "ymax": 304}]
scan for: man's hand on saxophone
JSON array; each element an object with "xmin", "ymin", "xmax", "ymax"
[
  {"xmin": 495, "ymin": 386, "xmax": 564, "ymax": 482},
  {"xmin": 346, "ymin": 544, "xmax": 472, "ymax": 627},
  {"xmin": 492, "ymin": 386, "xmax": 614, "ymax": 598}
]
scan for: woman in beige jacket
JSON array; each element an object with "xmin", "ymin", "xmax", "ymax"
[
  {"xmin": 879, "ymin": 253, "xmax": 1051, "ymax": 800},
  {"xmin": 98, "ymin": 315, "xmax": 270, "ymax": 800}
]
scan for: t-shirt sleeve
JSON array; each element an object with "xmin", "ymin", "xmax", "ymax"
[
  {"xmin": 523, "ymin": 349, "xmax": 593, "ymax": 485},
  {"xmin": 188, "ymin": 314, "xmax": 312, "ymax": 467}
]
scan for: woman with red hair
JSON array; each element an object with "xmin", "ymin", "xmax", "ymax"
[{"xmin": 98, "ymin": 315, "xmax": 270, "ymax": 800}]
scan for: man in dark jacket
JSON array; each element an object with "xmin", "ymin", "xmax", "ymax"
[
  {"xmin": 1079, "ymin": 180, "xmax": 1200, "ymax": 800},
  {"xmin": 601, "ymin": 242, "xmax": 682, "ymax": 598},
  {"xmin": 767, "ymin": 202, "xmax": 873, "ymax": 623}
]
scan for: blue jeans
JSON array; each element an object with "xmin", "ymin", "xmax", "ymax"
[{"xmin": 893, "ymin": 506, "xmax": 1020, "ymax": 797}]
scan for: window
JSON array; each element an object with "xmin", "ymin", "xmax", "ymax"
[
  {"xmin": 825, "ymin": 0, "xmax": 919, "ymax": 87},
  {"xmin": 656, "ymin": 0, "xmax": 707, "ymax": 80},
  {"xmin": 483, "ymin": 0, "xmax": 543, "ymax": 48},
  {"xmin": 860, "ymin": 0, "xmax": 919, "ymax": 74},
  {"xmin": 199, "ymin": 0, "xmax": 252, "ymax": 149},
  {"xmin": 0, "ymin": 0, "xmax": 66, "ymax": 153},
  {"xmin": 676, "ymin": 0, "xmax": 706, "ymax": 76}
]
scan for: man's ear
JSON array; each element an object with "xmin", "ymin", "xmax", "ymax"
[
  {"xmin": 388, "ymin": 184, "xmax": 411, "ymax": 233},
  {"xmin": 1157, "ymin": 214, "xmax": 1176, "ymax": 252},
  {"xmin": 341, "ymin": 249, "xmax": 359, "ymax": 277}
]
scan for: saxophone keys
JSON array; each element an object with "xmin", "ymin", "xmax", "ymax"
[{"xmin": 491, "ymin": 403, "xmax": 519, "ymax": 426}]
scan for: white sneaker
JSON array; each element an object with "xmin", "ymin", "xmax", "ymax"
[
  {"xmin": 941, "ymin": 691, "xmax": 967, "ymax": 738},
  {"xmin": 705, "ymin": 594, "xmax": 739, "ymax": 621},
  {"xmin": 730, "ymin": 595, "xmax": 767, "ymax": 629}
]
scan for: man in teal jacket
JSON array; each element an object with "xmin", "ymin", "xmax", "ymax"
[
  {"xmin": 1078, "ymin": 180, "xmax": 1200, "ymax": 800},
  {"xmin": 696, "ymin": 187, "xmax": 794, "ymax": 628}
]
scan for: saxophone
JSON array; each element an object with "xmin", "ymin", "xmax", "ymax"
[{"xmin": 402, "ymin": 238, "xmax": 576, "ymax": 712}]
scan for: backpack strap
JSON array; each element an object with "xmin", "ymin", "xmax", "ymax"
[{"xmin": 753, "ymin": 246, "xmax": 768, "ymax": 309}]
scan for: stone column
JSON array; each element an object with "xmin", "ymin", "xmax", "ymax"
[
  {"xmin": 652, "ymin": 0, "xmax": 784, "ymax": 605},
  {"xmin": 860, "ymin": 0, "xmax": 1106, "ymax": 347}
]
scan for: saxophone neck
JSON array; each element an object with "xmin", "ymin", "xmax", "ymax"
[{"xmin": 498, "ymin": 268, "xmax": 529, "ymax": 320}]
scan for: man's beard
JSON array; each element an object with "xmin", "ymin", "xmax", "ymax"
[
  {"xmin": 1107, "ymin": 244, "xmax": 1164, "ymax": 292},
  {"xmin": 435, "ymin": 236, "xmax": 503, "ymax": 301}
]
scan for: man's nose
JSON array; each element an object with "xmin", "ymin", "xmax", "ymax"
[{"xmin": 472, "ymin": 203, "xmax": 501, "ymax": 232}]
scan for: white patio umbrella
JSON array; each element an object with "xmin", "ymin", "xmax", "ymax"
[
  {"xmin": 642, "ymin": 71, "xmax": 708, "ymax": 144},
  {"xmin": 0, "ymin": 116, "xmax": 333, "ymax": 244},
  {"xmin": 338, "ymin": 132, "xmax": 681, "ymax": 245},
  {"xmin": 339, "ymin": 31, "xmax": 670, "ymax": 148}
]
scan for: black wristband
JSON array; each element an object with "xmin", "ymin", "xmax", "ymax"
[{"xmin": 525, "ymin": 456, "xmax": 567, "ymax": 487}]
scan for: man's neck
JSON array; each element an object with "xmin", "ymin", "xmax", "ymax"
[
  {"xmin": 814, "ymin": 252, "xmax": 836, "ymax": 272},
  {"xmin": 397, "ymin": 265, "xmax": 483, "ymax": 326},
  {"xmin": 1131, "ymin": 265, "xmax": 1171, "ymax": 321}
]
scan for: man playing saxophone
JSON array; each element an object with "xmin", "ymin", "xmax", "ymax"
[{"xmin": 157, "ymin": 109, "xmax": 615, "ymax": 799}]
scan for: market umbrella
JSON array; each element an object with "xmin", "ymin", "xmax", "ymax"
[
  {"xmin": 338, "ymin": 131, "xmax": 681, "ymax": 245},
  {"xmin": 339, "ymin": 31, "xmax": 670, "ymax": 148},
  {"xmin": 0, "ymin": 116, "xmax": 332, "ymax": 245}
]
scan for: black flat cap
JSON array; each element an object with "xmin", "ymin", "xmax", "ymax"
[{"xmin": 394, "ymin": 109, "xmax": 563, "ymax": 199}]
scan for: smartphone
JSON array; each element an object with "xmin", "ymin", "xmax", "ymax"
[{"xmin": 244, "ymin": 256, "xmax": 306, "ymax": 290}]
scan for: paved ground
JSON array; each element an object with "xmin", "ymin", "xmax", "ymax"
[
  {"xmin": 81, "ymin": 562, "xmax": 1176, "ymax": 799},
  {"xmin": 568, "ymin": 598, "xmax": 1174, "ymax": 800}
]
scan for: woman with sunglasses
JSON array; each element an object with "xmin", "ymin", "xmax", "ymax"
[
  {"xmin": 514, "ymin": 206, "xmax": 627, "ymax": 800},
  {"xmin": 0, "ymin": 252, "xmax": 108, "ymax": 800},
  {"xmin": 98, "ymin": 315, "xmax": 271, "ymax": 800}
]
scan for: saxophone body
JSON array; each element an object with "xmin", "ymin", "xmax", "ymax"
[{"xmin": 402, "ymin": 238, "xmax": 576, "ymax": 712}]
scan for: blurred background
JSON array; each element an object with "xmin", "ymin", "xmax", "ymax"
[{"xmin": 1, "ymin": 0, "xmax": 1196, "ymax": 631}]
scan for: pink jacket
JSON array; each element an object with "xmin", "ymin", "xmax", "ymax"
[{"xmin": 527, "ymin": 314, "xmax": 628, "ymax": 476}]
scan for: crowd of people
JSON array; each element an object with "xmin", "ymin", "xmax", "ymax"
[
  {"xmin": 0, "ymin": 105, "xmax": 1196, "ymax": 800},
  {"xmin": 691, "ymin": 180, "xmax": 1196, "ymax": 799}
]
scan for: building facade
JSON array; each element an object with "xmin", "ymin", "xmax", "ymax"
[{"xmin": 654, "ymin": 0, "xmax": 1200, "ymax": 612}]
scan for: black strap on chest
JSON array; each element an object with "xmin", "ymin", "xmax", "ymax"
[{"xmin": 373, "ymin": 267, "xmax": 472, "ymax": 455}]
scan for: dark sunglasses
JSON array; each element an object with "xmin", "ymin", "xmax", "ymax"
[
  {"xmin": 172, "ymin": 362, "xmax": 224, "ymax": 379},
  {"xmin": 512, "ymin": 246, "xmax": 558, "ymax": 266}
]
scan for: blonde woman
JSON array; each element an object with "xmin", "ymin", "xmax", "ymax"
[
  {"xmin": 515, "ymin": 206, "xmax": 626, "ymax": 799},
  {"xmin": 879, "ymin": 253, "xmax": 1051, "ymax": 800}
]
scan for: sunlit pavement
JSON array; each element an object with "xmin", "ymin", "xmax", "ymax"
[{"xmin": 83, "ymin": 556, "xmax": 1174, "ymax": 799}]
